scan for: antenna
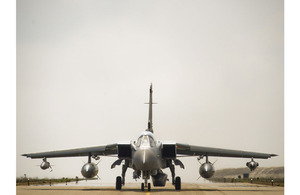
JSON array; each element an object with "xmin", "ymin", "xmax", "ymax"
[{"xmin": 145, "ymin": 83, "xmax": 156, "ymax": 133}]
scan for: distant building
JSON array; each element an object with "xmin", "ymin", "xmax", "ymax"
[{"xmin": 243, "ymin": 173, "xmax": 249, "ymax": 178}]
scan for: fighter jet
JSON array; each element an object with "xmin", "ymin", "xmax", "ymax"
[{"xmin": 22, "ymin": 84, "xmax": 277, "ymax": 191}]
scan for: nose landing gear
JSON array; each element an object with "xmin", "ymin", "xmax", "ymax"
[
  {"xmin": 141, "ymin": 181, "xmax": 151, "ymax": 191},
  {"xmin": 140, "ymin": 171, "xmax": 151, "ymax": 191}
]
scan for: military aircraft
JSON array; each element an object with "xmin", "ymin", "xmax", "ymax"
[{"xmin": 22, "ymin": 84, "xmax": 277, "ymax": 191}]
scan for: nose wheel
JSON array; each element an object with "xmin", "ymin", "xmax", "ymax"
[{"xmin": 141, "ymin": 181, "xmax": 151, "ymax": 191}]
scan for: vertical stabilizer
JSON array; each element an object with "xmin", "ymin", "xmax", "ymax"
[{"xmin": 146, "ymin": 84, "xmax": 154, "ymax": 133}]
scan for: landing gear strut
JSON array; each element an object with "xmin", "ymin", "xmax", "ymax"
[
  {"xmin": 141, "ymin": 171, "xmax": 151, "ymax": 191},
  {"xmin": 115, "ymin": 160, "xmax": 129, "ymax": 190},
  {"xmin": 168, "ymin": 160, "xmax": 181, "ymax": 191},
  {"xmin": 121, "ymin": 163, "xmax": 128, "ymax": 185},
  {"xmin": 169, "ymin": 164, "xmax": 175, "ymax": 184}
]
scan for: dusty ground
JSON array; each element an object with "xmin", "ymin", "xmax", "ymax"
[{"xmin": 16, "ymin": 183, "xmax": 284, "ymax": 195}]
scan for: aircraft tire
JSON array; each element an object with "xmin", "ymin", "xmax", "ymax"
[
  {"xmin": 175, "ymin": 176, "xmax": 181, "ymax": 190},
  {"xmin": 116, "ymin": 176, "xmax": 122, "ymax": 190},
  {"xmin": 148, "ymin": 183, "xmax": 151, "ymax": 191},
  {"xmin": 141, "ymin": 183, "xmax": 144, "ymax": 191}
]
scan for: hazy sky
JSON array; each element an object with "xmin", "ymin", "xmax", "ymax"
[{"xmin": 17, "ymin": 0, "xmax": 283, "ymax": 183}]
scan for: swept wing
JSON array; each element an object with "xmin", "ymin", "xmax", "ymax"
[
  {"xmin": 22, "ymin": 144, "xmax": 118, "ymax": 159},
  {"xmin": 176, "ymin": 143, "xmax": 276, "ymax": 159}
]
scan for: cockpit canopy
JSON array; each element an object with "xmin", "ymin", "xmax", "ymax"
[{"xmin": 136, "ymin": 132, "xmax": 155, "ymax": 147}]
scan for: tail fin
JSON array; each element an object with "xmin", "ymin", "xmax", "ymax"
[{"xmin": 146, "ymin": 84, "xmax": 154, "ymax": 133}]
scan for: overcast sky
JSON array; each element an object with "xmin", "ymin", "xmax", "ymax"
[{"xmin": 17, "ymin": 0, "xmax": 283, "ymax": 183}]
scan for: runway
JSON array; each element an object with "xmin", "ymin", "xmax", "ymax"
[{"xmin": 17, "ymin": 183, "xmax": 283, "ymax": 195}]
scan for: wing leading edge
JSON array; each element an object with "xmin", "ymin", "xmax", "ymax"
[
  {"xmin": 22, "ymin": 144, "xmax": 118, "ymax": 159},
  {"xmin": 176, "ymin": 143, "xmax": 277, "ymax": 159}
]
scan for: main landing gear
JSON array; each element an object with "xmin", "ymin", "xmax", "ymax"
[
  {"xmin": 114, "ymin": 160, "xmax": 129, "ymax": 190},
  {"xmin": 116, "ymin": 176, "xmax": 122, "ymax": 190},
  {"xmin": 169, "ymin": 162, "xmax": 182, "ymax": 190},
  {"xmin": 115, "ymin": 165, "xmax": 128, "ymax": 190},
  {"xmin": 115, "ymin": 169, "xmax": 127, "ymax": 191},
  {"xmin": 175, "ymin": 176, "xmax": 181, "ymax": 190}
]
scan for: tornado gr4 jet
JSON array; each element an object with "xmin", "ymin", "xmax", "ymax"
[{"xmin": 22, "ymin": 84, "xmax": 277, "ymax": 191}]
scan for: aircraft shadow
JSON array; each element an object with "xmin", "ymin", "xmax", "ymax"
[{"xmin": 28, "ymin": 187, "xmax": 276, "ymax": 193}]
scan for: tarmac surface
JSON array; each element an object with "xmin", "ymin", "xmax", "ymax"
[{"xmin": 17, "ymin": 183, "xmax": 284, "ymax": 195}]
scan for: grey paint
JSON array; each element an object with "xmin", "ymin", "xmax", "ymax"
[
  {"xmin": 22, "ymin": 85, "xmax": 276, "ymax": 190},
  {"xmin": 16, "ymin": 0, "xmax": 283, "ymax": 183}
]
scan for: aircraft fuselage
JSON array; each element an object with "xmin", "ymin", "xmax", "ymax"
[{"xmin": 132, "ymin": 132, "xmax": 161, "ymax": 171}]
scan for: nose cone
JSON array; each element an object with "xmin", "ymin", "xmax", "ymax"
[{"xmin": 133, "ymin": 149, "xmax": 159, "ymax": 171}]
